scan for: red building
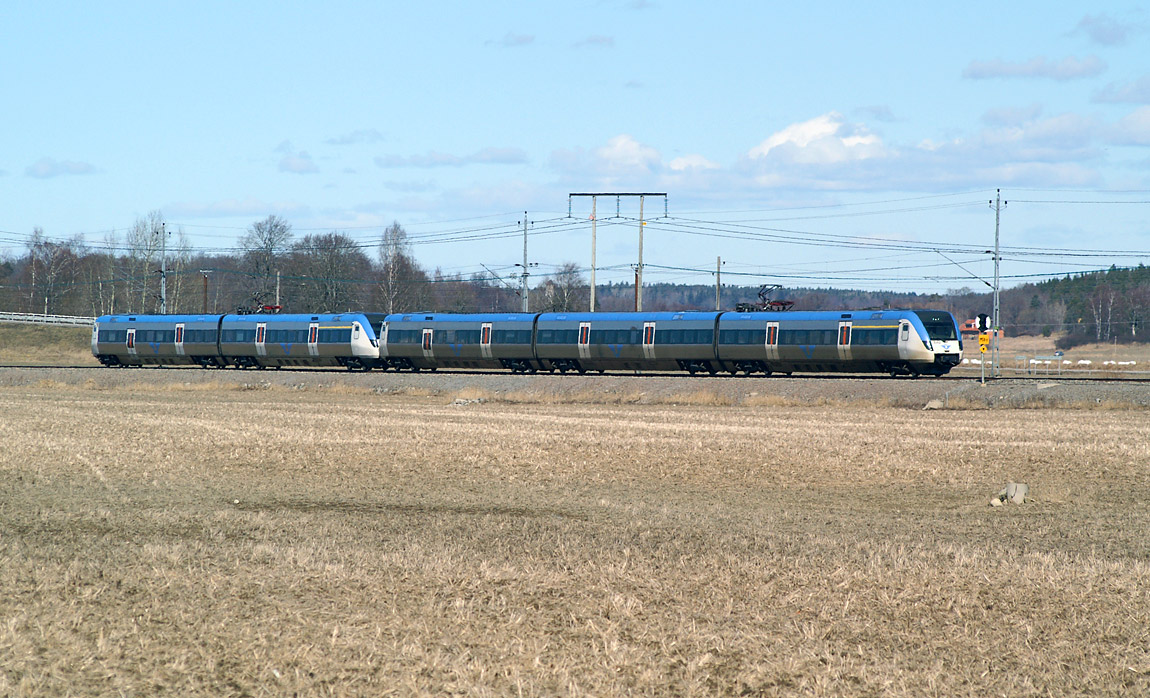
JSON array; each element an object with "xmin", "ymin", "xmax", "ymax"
[{"xmin": 960, "ymin": 319, "xmax": 1004, "ymax": 339}]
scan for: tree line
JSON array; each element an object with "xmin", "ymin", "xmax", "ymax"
[
  {"xmin": 2, "ymin": 213, "xmax": 1148, "ymax": 345},
  {"xmin": 0, "ymin": 213, "xmax": 590, "ymax": 318}
]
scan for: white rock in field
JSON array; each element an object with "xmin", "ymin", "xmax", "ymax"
[
  {"xmin": 991, "ymin": 482, "xmax": 1029, "ymax": 506},
  {"xmin": 1007, "ymin": 482, "xmax": 1029, "ymax": 504}
]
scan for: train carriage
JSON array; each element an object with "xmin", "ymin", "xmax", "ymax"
[
  {"xmin": 217, "ymin": 313, "xmax": 379, "ymax": 369},
  {"xmin": 93, "ymin": 314, "xmax": 225, "ymax": 367},
  {"xmin": 92, "ymin": 313, "xmax": 381, "ymax": 370},
  {"xmin": 714, "ymin": 309, "xmax": 962, "ymax": 376},
  {"xmin": 534, "ymin": 312, "xmax": 720, "ymax": 374},
  {"xmin": 381, "ymin": 313, "xmax": 537, "ymax": 372}
]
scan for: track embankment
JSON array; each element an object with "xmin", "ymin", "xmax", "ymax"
[{"xmin": 2, "ymin": 366, "xmax": 1147, "ymax": 409}]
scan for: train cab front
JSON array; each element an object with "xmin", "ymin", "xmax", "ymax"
[{"xmin": 914, "ymin": 310, "xmax": 963, "ymax": 375}]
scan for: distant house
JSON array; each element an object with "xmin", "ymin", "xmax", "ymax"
[{"xmin": 960, "ymin": 319, "xmax": 1004, "ymax": 339}]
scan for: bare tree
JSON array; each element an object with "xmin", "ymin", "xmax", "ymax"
[
  {"xmin": 431, "ymin": 267, "xmax": 477, "ymax": 312},
  {"xmin": 240, "ymin": 215, "xmax": 293, "ymax": 309},
  {"xmin": 26, "ymin": 227, "xmax": 85, "ymax": 315},
  {"xmin": 1089, "ymin": 283, "xmax": 1117, "ymax": 342},
  {"xmin": 288, "ymin": 232, "xmax": 371, "ymax": 311},
  {"xmin": 377, "ymin": 221, "xmax": 430, "ymax": 313},
  {"xmin": 536, "ymin": 262, "xmax": 588, "ymax": 312},
  {"xmin": 125, "ymin": 211, "xmax": 166, "ymax": 312}
]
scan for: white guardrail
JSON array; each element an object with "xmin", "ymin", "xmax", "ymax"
[{"xmin": 0, "ymin": 312, "xmax": 95, "ymax": 328}]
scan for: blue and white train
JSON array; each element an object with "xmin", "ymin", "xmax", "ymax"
[
  {"xmin": 93, "ymin": 309, "xmax": 962, "ymax": 376},
  {"xmin": 92, "ymin": 313, "xmax": 383, "ymax": 370}
]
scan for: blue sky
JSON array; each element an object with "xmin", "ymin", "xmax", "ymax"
[{"xmin": 3, "ymin": 1, "xmax": 1149, "ymax": 294}]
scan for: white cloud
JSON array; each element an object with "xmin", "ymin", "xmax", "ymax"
[
  {"xmin": 669, "ymin": 154, "xmax": 720, "ymax": 171},
  {"xmin": 279, "ymin": 151, "xmax": 319, "ymax": 174},
  {"xmin": 26, "ymin": 157, "xmax": 96, "ymax": 178},
  {"xmin": 469, "ymin": 147, "xmax": 529, "ymax": 164},
  {"xmin": 165, "ymin": 198, "xmax": 311, "ymax": 219},
  {"xmin": 981, "ymin": 104, "xmax": 1043, "ymax": 126},
  {"xmin": 490, "ymin": 32, "xmax": 533, "ymax": 48},
  {"xmin": 977, "ymin": 113, "xmax": 1098, "ymax": 158},
  {"xmin": 1109, "ymin": 107, "xmax": 1150, "ymax": 146},
  {"xmin": 963, "ymin": 55, "xmax": 1106, "ymax": 81},
  {"xmin": 1094, "ymin": 75, "xmax": 1150, "ymax": 104},
  {"xmin": 1073, "ymin": 14, "xmax": 1132, "ymax": 46},
  {"xmin": 855, "ymin": 105, "xmax": 897, "ymax": 123},
  {"xmin": 574, "ymin": 35, "xmax": 614, "ymax": 49},
  {"xmin": 375, "ymin": 147, "xmax": 527, "ymax": 168},
  {"xmin": 594, "ymin": 135, "xmax": 661, "ymax": 174},
  {"xmin": 325, "ymin": 129, "xmax": 385, "ymax": 145},
  {"xmin": 748, "ymin": 112, "xmax": 886, "ymax": 164}
]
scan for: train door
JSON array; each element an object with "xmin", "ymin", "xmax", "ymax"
[
  {"xmin": 422, "ymin": 328, "xmax": 434, "ymax": 362},
  {"xmin": 175, "ymin": 323, "xmax": 186, "ymax": 356},
  {"xmin": 379, "ymin": 321, "xmax": 390, "ymax": 358},
  {"xmin": 126, "ymin": 328, "xmax": 137, "ymax": 358},
  {"xmin": 642, "ymin": 322, "xmax": 656, "ymax": 361},
  {"xmin": 765, "ymin": 321, "xmax": 779, "ymax": 362},
  {"xmin": 578, "ymin": 322, "xmax": 591, "ymax": 361},
  {"xmin": 898, "ymin": 320, "xmax": 910, "ymax": 361},
  {"xmin": 837, "ymin": 321, "xmax": 852, "ymax": 362},
  {"xmin": 480, "ymin": 322, "xmax": 493, "ymax": 359},
  {"xmin": 255, "ymin": 322, "xmax": 267, "ymax": 357},
  {"xmin": 308, "ymin": 322, "xmax": 319, "ymax": 357}
]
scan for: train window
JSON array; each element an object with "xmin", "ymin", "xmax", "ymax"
[{"xmin": 538, "ymin": 329, "xmax": 554, "ymax": 344}]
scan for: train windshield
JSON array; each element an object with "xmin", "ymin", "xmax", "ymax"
[{"xmin": 914, "ymin": 311, "xmax": 958, "ymax": 341}]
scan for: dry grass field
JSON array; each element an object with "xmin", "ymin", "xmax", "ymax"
[
  {"xmin": 0, "ymin": 325, "xmax": 91, "ymax": 366},
  {"xmin": 2, "ymin": 380, "xmax": 1149, "ymax": 696}
]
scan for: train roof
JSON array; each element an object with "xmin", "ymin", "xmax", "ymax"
[
  {"xmin": 386, "ymin": 312, "xmax": 537, "ymax": 323},
  {"xmin": 95, "ymin": 312, "xmax": 376, "ymax": 324},
  {"xmin": 538, "ymin": 311, "xmax": 721, "ymax": 322}
]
